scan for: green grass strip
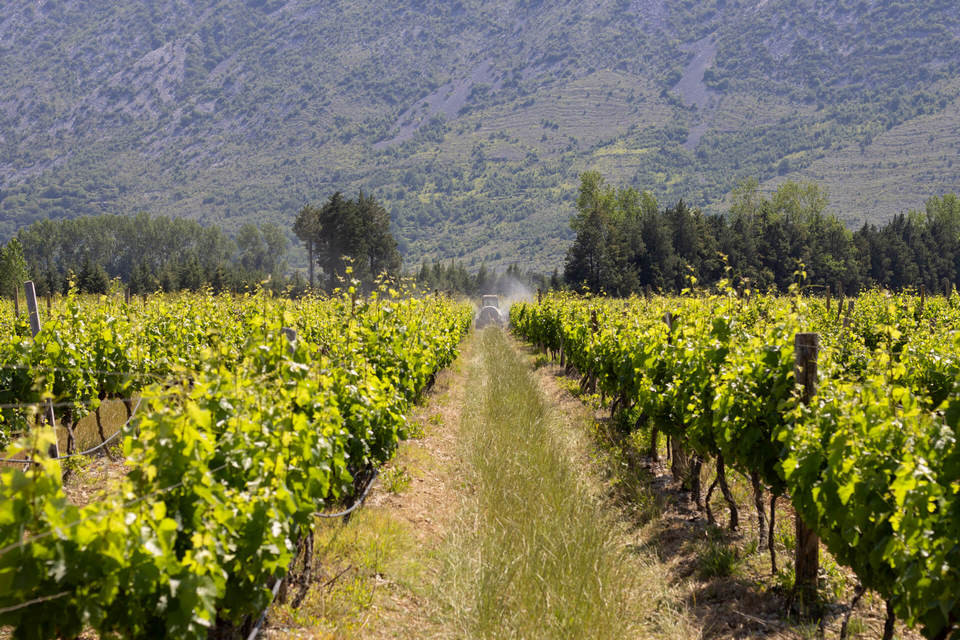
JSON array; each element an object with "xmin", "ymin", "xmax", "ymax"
[{"xmin": 447, "ymin": 328, "xmax": 634, "ymax": 639}]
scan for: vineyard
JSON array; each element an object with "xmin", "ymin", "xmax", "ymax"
[
  {"xmin": 3, "ymin": 282, "xmax": 959, "ymax": 639},
  {"xmin": 0, "ymin": 287, "xmax": 472, "ymax": 639},
  {"xmin": 511, "ymin": 287, "xmax": 960, "ymax": 640}
]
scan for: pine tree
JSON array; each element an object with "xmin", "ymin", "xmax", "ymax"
[
  {"xmin": 308, "ymin": 191, "xmax": 402, "ymax": 290},
  {"xmin": 549, "ymin": 268, "xmax": 561, "ymax": 290},
  {"xmin": 210, "ymin": 263, "xmax": 230, "ymax": 294},
  {"xmin": 476, "ymin": 262, "xmax": 491, "ymax": 293},
  {"xmin": 178, "ymin": 255, "xmax": 204, "ymax": 291},
  {"xmin": 78, "ymin": 257, "xmax": 110, "ymax": 294}
]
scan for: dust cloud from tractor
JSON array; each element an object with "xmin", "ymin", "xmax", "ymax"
[{"xmin": 475, "ymin": 277, "xmax": 533, "ymax": 329}]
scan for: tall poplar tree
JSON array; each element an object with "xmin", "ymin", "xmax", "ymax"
[{"xmin": 0, "ymin": 238, "xmax": 29, "ymax": 300}]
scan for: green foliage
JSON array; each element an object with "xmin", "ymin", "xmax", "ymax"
[
  {"xmin": 77, "ymin": 257, "xmax": 110, "ymax": 295},
  {"xmin": 236, "ymin": 222, "xmax": 287, "ymax": 283},
  {"xmin": 565, "ymin": 173, "xmax": 960, "ymax": 294},
  {"xmin": 698, "ymin": 537, "xmax": 740, "ymax": 579},
  {"xmin": 512, "ymin": 289, "xmax": 960, "ymax": 639},
  {"xmin": 0, "ymin": 289, "xmax": 473, "ymax": 637},
  {"xmin": 381, "ymin": 466, "xmax": 412, "ymax": 494},
  {"xmin": 0, "ymin": 238, "xmax": 29, "ymax": 298},
  {"xmin": 14, "ymin": 213, "xmax": 291, "ymax": 295},
  {"xmin": 298, "ymin": 191, "xmax": 402, "ymax": 291}
]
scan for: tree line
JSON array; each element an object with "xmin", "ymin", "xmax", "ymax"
[
  {"xmin": 0, "ymin": 191, "xmax": 408, "ymax": 300},
  {"xmin": 9, "ymin": 177, "xmax": 954, "ymax": 303},
  {"xmin": 0, "ymin": 213, "xmax": 293, "ymax": 297},
  {"xmin": 564, "ymin": 171, "xmax": 960, "ymax": 295}
]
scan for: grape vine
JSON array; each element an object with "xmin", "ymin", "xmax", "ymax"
[
  {"xmin": 512, "ymin": 288, "xmax": 960, "ymax": 639},
  {"xmin": 0, "ymin": 287, "xmax": 472, "ymax": 639}
]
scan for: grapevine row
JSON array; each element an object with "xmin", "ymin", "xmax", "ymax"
[
  {"xmin": 511, "ymin": 289, "xmax": 960, "ymax": 639},
  {"xmin": 0, "ymin": 288, "xmax": 472, "ymax": 639}
]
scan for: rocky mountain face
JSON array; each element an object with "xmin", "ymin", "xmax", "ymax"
[{"xmin": 2, "ymin": 0, "xmax": 959, "ymax": 270}]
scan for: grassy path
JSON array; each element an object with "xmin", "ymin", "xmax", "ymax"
[
  {"xmin": 266, "ymin": 328, "xmax": 692, "ymax": 639},
  {"xmin": 441, "ymin": 328, "xmax": 653, "ymax": 638}
]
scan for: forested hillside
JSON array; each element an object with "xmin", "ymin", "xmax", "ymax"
[{"xmin": 1, "ymin": 0, "xmax": 959, "ymax": 271}]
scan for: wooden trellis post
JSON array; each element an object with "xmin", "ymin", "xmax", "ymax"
[
  {"xmin": 842, "ymin": 299, "xmax": 854, "ymax": 328},
  {"xmin": 24, "ymin": 281, "xmax": 59, "ymax": 459},
  {"xmin": 793, "ymin": 332, "xmax": 820, "ymax": 611}
]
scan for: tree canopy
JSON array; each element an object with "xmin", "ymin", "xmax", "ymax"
[
  {"xmin": 295, "ymin": 191, "xmax": 402, "ymax": 290},
  {"xmin": 0, "ymin": 238, "xmax": 29, "ymax": 299},
  {"xmin": 11, "ymin": 213, "xmax": 291, "ymax": 295},
  {"xmin": 564, "ymin": 173, "xmax": 960, "ymax": 295}
]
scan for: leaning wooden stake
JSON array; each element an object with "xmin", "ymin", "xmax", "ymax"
[
  {"xmin": 882, "ymin": 600, "xmax": 895, "ymax": 640},
  {"xmin": 690, "ymin": 455, "xmax": 703, "ymax": 509},
  {"xmin": 705, "ymin": 470, "xmax": 719, "ymax": 525},
  {"xmin": 793, "ymin": 332, "xmax": 820, "ymax": 612},
  {"xmin": 24, "ymin": 281, "xmax": 59, "ymax": 459},
  {"xmin": 13, "ymin": 283, "xmax": 21, "ymax": 318},
  {"xmin": 750, "ymin": 470, "xmax": 767, "ymax": 549},
  {"xmin": 768, "ymin": 494, "xmax": 778, "ymax": 574},
  {"xmin": 716, "ymin": 454, "xmax": 739, "ymax": 531},
  {"xmin": 839, "ymin": 583, "xmax": 866, "ymax": 640}
]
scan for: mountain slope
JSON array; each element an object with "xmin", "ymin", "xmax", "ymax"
[{"xmin": 1, "ymin": 0, "xmax": 959, "ymax": 271}]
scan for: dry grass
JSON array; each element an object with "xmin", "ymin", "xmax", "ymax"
[
  {"xmin": 55, "ymin": 398, "xmax": 133, "ymax": 507},
  {"xmin": 268, "ymin": 329, "xmax": 697, "ymax": 639},
  {"xmin": 65, "ymin": 398, "xmax": 134, "ymax": 453}
]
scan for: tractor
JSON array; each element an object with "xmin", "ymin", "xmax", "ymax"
[{"xmin": 475, "ymin": 294, "xmax": 505, "ymax": 329}]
